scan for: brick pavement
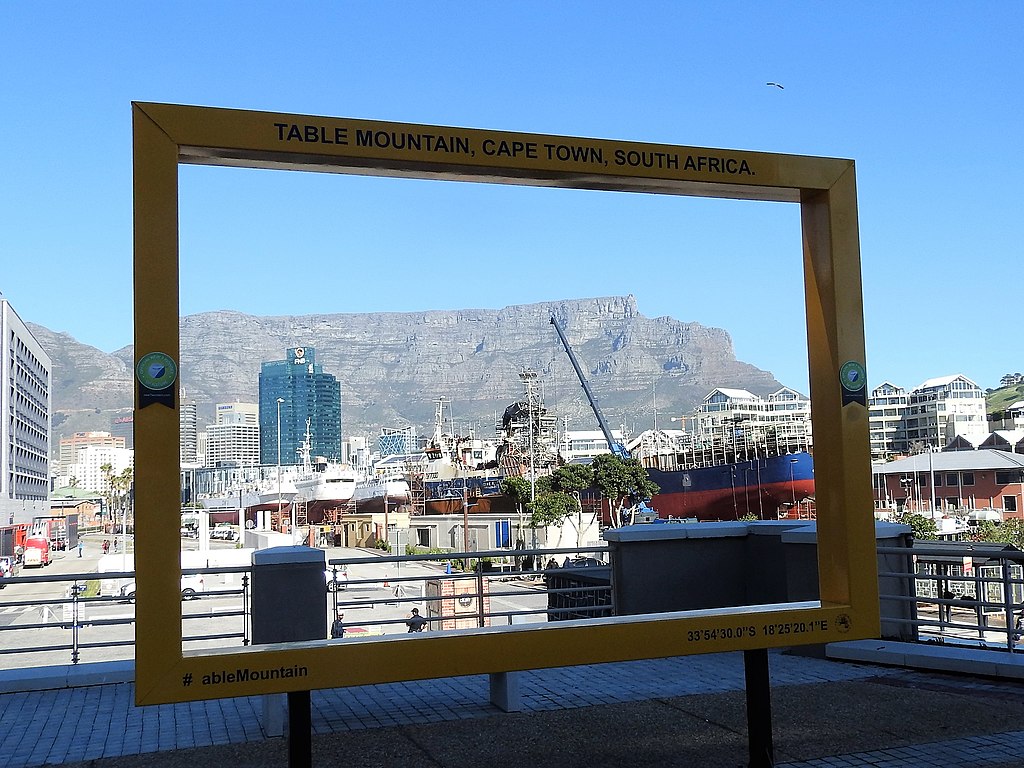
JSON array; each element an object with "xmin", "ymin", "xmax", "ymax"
[{"xmin": 3, "ymin": 651, "xmax": 1024, "ymax": 767}]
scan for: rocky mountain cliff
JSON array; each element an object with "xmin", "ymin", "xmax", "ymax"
[{"xmin": 33, "ymin": 295, "xmax": 783, "ymax": 451}]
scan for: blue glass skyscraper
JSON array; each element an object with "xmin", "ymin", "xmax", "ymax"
[{"xmin": 259, "ymin": 347, "xmax": 342, "ymax": 465}]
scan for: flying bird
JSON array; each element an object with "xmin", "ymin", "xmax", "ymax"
[{"xmin": 766, "ymin": 82, "xmax": 784, "ymax": 89}]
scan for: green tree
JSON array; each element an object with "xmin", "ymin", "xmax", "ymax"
[
  {"xmin": 114, "ymin": 466, "xmax": 134, "ymax": 531},
  {"xmin": 590, "ymin": 454, "xmax": 660, "ymax": 527},
  {"xmin": 890, "ymin": 509, "xmax": 938, "ymax": 539},
  {"xmin": 100, "ymin": 462, "xmax": 114, "ymax": 525},
  {"xmin": 530, "ymin": 491, "xmax": 577, "ymax": 527},
  {"xmin": 548, "ymin": 464, "xmax": 595, "ymax": 545},
  {"xmin": 533, "ymin": 474, "xmax": 554, "ymax": 496},
  {"xmin": 501, "ymin": 475, "xmax": 532, "ymax": 517},
  {"xmin": 549, "ymin": 464, "xmax": 594, "ymax": 495},
  {"xmin": 501, "ymin": 475, "xmax": 533, "ymax": 550},
  {"xmin": 971, "ymin": 519, "xmax": 1024, "ymax": 549}
]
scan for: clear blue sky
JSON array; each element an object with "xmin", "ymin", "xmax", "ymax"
[{"xmin": 2, "ymin": 3, "xmax": 1020, "ymax": 395}]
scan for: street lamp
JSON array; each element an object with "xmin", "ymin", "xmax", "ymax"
[{"xmin": 276, "ymin": 397, "xmax": 284, "ymax": 535}]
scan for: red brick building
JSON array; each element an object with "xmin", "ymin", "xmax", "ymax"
[{"xmin": 873, "ymin": 449, "xmax": 1024, "ymax": 518}]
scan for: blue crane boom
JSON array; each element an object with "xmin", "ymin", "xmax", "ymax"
[{"xmin": 550, "ymin": 316, "xmax": 630, "ymax": 459}]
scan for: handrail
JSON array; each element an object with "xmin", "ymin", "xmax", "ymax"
[{"xmin": 7, "ymin": 541, "xmax": 1024, "ymax": 673}]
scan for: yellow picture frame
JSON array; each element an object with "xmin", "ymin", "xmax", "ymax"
[{"xmin": 133, "ymin": 102, "xmax": 878, "ymax": 705}]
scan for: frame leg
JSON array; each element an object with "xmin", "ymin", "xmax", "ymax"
[
  {"xmin": 288, "ymin": 690, "xmax": 312, "ymax": 768},
  {"xmin": 744, "ymin": 648, "xmax": 774, "ymax": 768}
]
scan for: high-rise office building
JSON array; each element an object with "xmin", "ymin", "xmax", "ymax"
[
  {"xmin": 259, "ymin": 347, "xmax": 342, "ymax": 465},
  {"xmin": 59, "ymin": 432, "xmax": 125, "ymax": 472},
  {"xmin": 205, "ymin": 402, "xmax": 260, "ymax": 467},
  {"xmin": 179, "ymin": 392, "xmax": 197, "ymax": 465},
  {"xmin": 110, "ymin": 414, "xmax": 134, "ymax": 450},
  {"xmin": 1, "ymin": 296, "xmax": 52, "ymax": 525}
]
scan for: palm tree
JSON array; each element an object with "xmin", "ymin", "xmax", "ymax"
[
  {"xmin": 100, "ymin": 462, "xmax": 114, "ymax": 528},
  {"xmin": 115, "ymin": 466, "xmax": 134, "ymax": 534}
]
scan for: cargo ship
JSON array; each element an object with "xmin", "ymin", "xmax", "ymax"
[{"xmin": 646, "ymin": 450, "xmax": 815, "ymax": 521}]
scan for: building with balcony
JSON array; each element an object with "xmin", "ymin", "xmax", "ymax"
[
  {"xmin": 871, "ymin": 375, "xmax": 989, "ymax": 459},
  {"xmin": 560, "ymin": 429, "xmax": 627, "ymax": 463},
  {"xmin": 906, "ymin": 374, "xmax": 988, "ymax": 449},
  {"xmin": 869, "ymin": 382, "xmax": 910, "ymax": 459},
  {"xmin": 691, "ymin": 387, "xmax": 812, "ymax": 454}
]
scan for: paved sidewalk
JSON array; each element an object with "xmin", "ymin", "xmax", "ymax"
[{"xmin": 3, "ymin": 650, "xmax": 1024, "ymax": 767}]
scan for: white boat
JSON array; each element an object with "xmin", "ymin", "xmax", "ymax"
[
  {"xmin": 290, "ymin": 419, "xmax": 360, "ymax": 507},
  {"xmin": 293, "ymin": 457, "xmax": 360, "ymax": 505},
  {"xmin": 351, "ymin": 475, "xmax": 411, "ymax": 512}
]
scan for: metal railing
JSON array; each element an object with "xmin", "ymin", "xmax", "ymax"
[
  {"xmin": 7, "ymin": 540, "xmax": 1024, "ymax": 669},
  {"xmin": 878, "ymin": 544, "xmax": 1024, "ymax": 651},
  {"xmin": 325, "ymin": 546, "xmax": 612, "ymax": 636},
  {"xmin": 0, "ymin": 566, "xmax": 251, "ymax": 666},
  {"xmin": 0, "ymin": 546, "xmax": 610, "ymax": 667}
]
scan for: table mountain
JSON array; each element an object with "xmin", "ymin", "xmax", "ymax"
[{"xmin": 33, "ymin": 295, "xmax": 784, "ymax": 452}]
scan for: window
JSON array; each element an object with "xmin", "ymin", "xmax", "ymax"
[
  {"xmin": 962, "ymin": 473, "xmax": 975, "ymax": 486},
  {"xmin": 946, "ymin": 473, "xmax": 959, "ymax": 486},
  {"xmin": 946, "ymin": 497, "xmax": 959, "ymax": 509},
  {"xmin": 1004, "ymin": 496, "xmax": 1018, "ymax": 513},
  {"xmin": 934, "ymin": 475, "xmax": 943, "ymax": 487},
  {"xmin": 416, "ymin": 528, "xmax": 430, "ymax": 547},
  {"xmin": 996, "ymin": 471, "xmax": 1012, "ymax": 485}
]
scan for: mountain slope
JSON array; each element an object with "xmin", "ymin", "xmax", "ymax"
[{"xmin": 33, "ymin": 295, "xmax": 785, "ymax": 449}]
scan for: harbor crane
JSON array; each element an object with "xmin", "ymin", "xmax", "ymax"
[{"xmin": 550, "ymin": 315, "xmax": 631, "ymax": 460}]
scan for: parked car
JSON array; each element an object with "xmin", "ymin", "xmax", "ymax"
[
  {"xmin": 210, "ymin": 526, "xmax": 239, "ymax": 541},
  {"xmin": 119, "ymin": 573, "xmax": 205, "ymax": 603},
  {"xmin": 325, "ymin": 567, "xmax": 348, "ymax": 592}
]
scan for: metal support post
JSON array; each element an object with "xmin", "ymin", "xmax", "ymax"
[
  {"xmin": 476, "ymin": 567, "xmax": 486, "ymax": 627},
  {"xmin": 744, "ymin": 648, "xmax": 774, "ymax": 768},
  {"xmin": 287, "ymin": 690, "xmax": 311, "ymax": 768}
]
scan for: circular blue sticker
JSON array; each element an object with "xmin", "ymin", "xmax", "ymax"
[
  {"xmin": 136, "ymin": 352, "xmax": 178, "ymax": 391},
  {"xmin": 839, "ymin": 361, "xmax": 866, "ymax": 392}
]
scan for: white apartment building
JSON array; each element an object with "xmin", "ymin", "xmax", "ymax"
[
  {"xmin": 180, "ymin": 396, "xmax": 198, "ymax": 465},
  {"xmin": 868, "ymin": 382, "xmax": 909, "ymax": 459},
  {"xmin": 63, "ymin": 444, "xmax": 134, "ymax": 496},
  {"xmin": 58, "ymin": 431, "xmax": 124, "ymax": 472},
  {"xmin": 203, "ymin": 402, "xmax": 260, "ymax": 467},
  {"xmin": 869, "ymin": 374, "xmax": 989, "ymax": 458},
  {"xmin": 560, "ymin": 429, "xmax": 627, "ymax": 463},
  {"xmin": 910, "ymin": 375, "xmax": 988, "ymax": 447},
  {"xmin": 693, "ymin": 387, "xmax": 813, "ymax": 451},
  {"xmin": 0, "ymin": 296, "xmax": 51, "ymax": 525}
]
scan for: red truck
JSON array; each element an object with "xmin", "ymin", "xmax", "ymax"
[{"xmin": 22, "ymin": 536, "xmax": 51, "ymax": 567}]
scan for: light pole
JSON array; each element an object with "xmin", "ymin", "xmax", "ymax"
[
  {"xmin": 789, "ymin": 457, "xmax": 799, "ymax": 509},
  {"xmin": 276, "ymin": 397, "xmax": 284, "ymax": 535}
]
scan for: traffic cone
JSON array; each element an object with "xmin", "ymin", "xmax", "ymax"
[{"xmin": 383, "ymin": 573, "xmax": 389, "ymax": 588}]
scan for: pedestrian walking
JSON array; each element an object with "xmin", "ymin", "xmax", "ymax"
[{"xmin": 78, "ymin": 540, "xmax": 84, "ymax": 558}]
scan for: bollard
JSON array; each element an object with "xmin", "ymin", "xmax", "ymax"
[{"xmin": 251, "ymin": 546, "xmax": 326, "ymax": 768}]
